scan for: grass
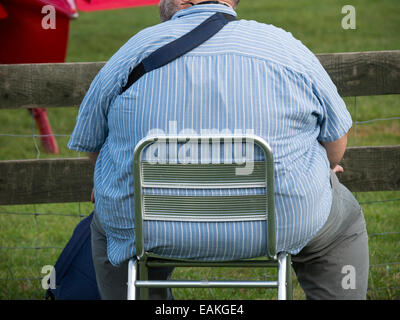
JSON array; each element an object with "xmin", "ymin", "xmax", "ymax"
[{"xmin": 0, "ymin": 0, "xmax": 399, "ymax": 300}]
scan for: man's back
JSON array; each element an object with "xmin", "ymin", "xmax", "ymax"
[{"xmin": 69, "ymin": 4, "xmax": 352, "ymax": 266}]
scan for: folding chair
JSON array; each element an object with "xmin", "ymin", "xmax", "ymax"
[{"xmin": 127, "ymin": 135, "xmax": 292, "ymax": 300}]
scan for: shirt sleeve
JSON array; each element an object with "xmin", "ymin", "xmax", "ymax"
[
  {"xmin": 67, "ymin": 56, "xmax": 126, "ymax": 153},
  {"xmin": 309, "ymin": 55, "xmax": 353, "ymax": 142}
]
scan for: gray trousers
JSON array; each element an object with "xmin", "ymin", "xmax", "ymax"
[
  {"xmin": 91, "ymin": 212, "xmax": 174, "ymax": 300},
  {"xmin": 291, "ymin": 171, "xmax": 369, "ymax": 300},
  {"xmin": 90, "ymin": 171, "xmax": 369, "ymax": 300}
]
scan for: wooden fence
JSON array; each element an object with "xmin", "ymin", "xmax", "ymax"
[{"xmin": 0, "ymin": 50, "xmax": 399, "ymax": 205}]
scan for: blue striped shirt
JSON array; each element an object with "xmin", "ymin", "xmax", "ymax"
[{"xmin": 68, "ymin": 4, "xmax": 352, "ymax": 266}]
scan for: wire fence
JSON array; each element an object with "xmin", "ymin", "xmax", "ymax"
[
  {"xmin": 0, "ymin": 95, "xmax": 399, "ymax": 299},
  {"xmin": 350, "ymin": 96, "xmax": 400, "ymax": 299}
]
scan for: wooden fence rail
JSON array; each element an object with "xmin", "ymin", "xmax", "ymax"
[
  {"xmin": 0, "ymin": 146, "xmax": 399, "ymax": 206},
  {"xmin": 0, "ymin": 51, "xmax": 400, "ymax": 109},
  {"xmin": 0, "ymin": 50, "xmax": 399, "ymax": 205}
]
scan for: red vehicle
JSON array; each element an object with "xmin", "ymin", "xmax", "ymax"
[
  {"xmin": 75, "ymin": 0, "xmax": 158, "ymax": 12},
  {"xmin": 0, "ymin": 0, "xmax": 78, "ymax": 154},
  {"xmin": 0, "ymin": 0, "xmax": 157, "ymax": 154}
]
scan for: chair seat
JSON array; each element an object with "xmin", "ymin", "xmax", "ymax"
[{"xmin": 143, "ymin": 220, "xmax": 269, "ymax": 261}]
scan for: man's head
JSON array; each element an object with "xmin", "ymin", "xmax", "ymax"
[{"xmin": 159, "ymin": 0, "xmax": 240, "ymax": 22}]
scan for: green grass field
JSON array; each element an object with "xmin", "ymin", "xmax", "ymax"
[{"xmin": 0, "ymin": 0, "xmax": 399, "ymax": 300}]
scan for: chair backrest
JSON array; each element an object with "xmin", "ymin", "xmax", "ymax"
[{"xmin": 133, "ymin": 135, "xmax": 276, "ymax": 260}]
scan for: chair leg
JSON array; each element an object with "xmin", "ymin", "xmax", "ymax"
[
  {"xmin": 127, "ymin": 259, "xmax": 138, "ymax": 300},
  {"xmin": 277, "ymin": 252, "xmax": 288, "ymax": 300},
  {"xmin": 139, "ymin": 257, "xmax": 150, "ymax": 300},
  {"xmin": 286, "ymin": 254, "xmax": 293, "ymax": 300}
]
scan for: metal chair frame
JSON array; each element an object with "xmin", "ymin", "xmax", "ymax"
[{"xmin": 127, "ymin": 135, "xmax": 292, "ymax": 300}]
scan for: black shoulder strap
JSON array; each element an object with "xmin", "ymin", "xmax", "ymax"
[{"xmin": 121, "ymin": 12, "xmax": 236, "ymax": 93}]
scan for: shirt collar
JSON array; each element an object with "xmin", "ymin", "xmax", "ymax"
[{"xmin": 171, "ymin": 3, "xmax": 237, "ymax": 20}]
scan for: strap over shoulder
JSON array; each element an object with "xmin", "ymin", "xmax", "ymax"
[{"xmin": 121, "ymin": 12, "xmax": 237, "ymax": 93}]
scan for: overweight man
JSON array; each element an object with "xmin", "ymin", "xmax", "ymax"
[{"xmin": 68, "ymin": 0, "xmax": 369, "ymax": 300}]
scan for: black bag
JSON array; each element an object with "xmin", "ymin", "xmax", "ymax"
[{"xmin": 45, "ymin": 212, "xmax": 101, "ymax": 300}]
